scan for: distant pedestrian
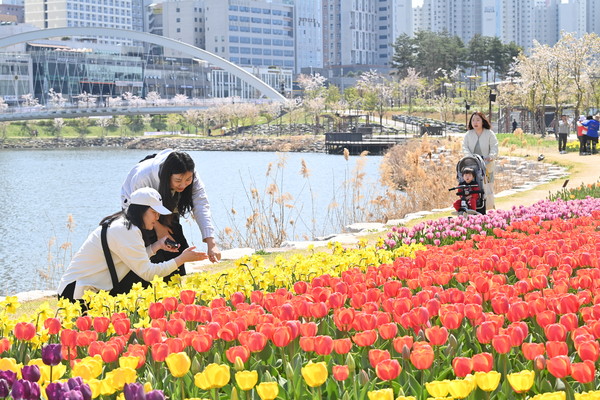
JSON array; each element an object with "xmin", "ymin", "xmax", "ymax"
[
  {"xmin": 512, "ymin": 119, "xmax": 518, "ymax": 132},
  {"xmin": 577, "ymin": 115, "xmax": 588, "ymax": 155},
  {"xmin": 557, "ymin": 115, "xmax": 570, "ymax": 154},
  {"xmin": 582, "ymin": 115, "xmax": 599, "ymax": 155}
]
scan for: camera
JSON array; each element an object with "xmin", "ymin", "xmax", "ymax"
[{"xmin": 165, "ymin": 238, "xmax": 180, "ymax": 248}]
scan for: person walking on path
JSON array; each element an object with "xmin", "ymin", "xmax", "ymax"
[
  {"xmin": 557, "ymin": 115, "xmax": 570, "ymax": 154},
  {"xmin": 462, "ymin": 112, "xmax": 499, "ymax": 209},
  {"xmin": 582, "ymin": 115, "xmax": 599, "ymax": 154}
]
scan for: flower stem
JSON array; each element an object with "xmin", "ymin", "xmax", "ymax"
[{"xmin": 180, "ymin": 378, "xmax": 185, "ymax": 400}]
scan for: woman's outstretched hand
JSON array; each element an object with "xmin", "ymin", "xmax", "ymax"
[{"xmin": 175, "ymin": 246, "xmax": 208, "ymax": 265}]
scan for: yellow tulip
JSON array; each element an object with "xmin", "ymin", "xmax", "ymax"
[
  {"xmin": 425, "ymin": 380, "xmax": 450, "ymax": 397},
  {"xmin": 448, "ymin": 378, "xmax": 474, "ymax": 399},
  {"xmin": 105, "ymin": 367, "xmax": 137, "ymax": 391},
  {"xmin": 235, "ymin": 370, "xmax": 258, "ymax": 391},
  {"xmin": 256, "ymin": 382, "xmax": 279, "ymax": 400},
  {"xmin": 165, "ymin": 352, "xmax": 191, "ymax": 378},
  {"xmin": 576, "ymin": 391, "xmax": 600, "ymax": 400},
  {"xmin": 475, "ymin": 371, "xmax": 501, "ymax": 392},
  {"xmin": 194, "ymin": 363, "xmax": 230, "ymax": 389},
  {"xmin": 507, "ymin": 370, "xmax": 535, "ymax": 393},
  {"xmin": 367, "ymin": 388, "xmax": 394, "ymax": 400},
  {"xmin": 118, "ymin": 356, "xmax": 140, "ymax": 370},
  {"xmin": 0, "ymin": 358, "xmax": 20, "ymax": 373},
  {"xmin": 395, "ymin": 396, "xmax": 416, "ymax": 400},
  {"xmin": 72, "ymin": 358, "xmax": 103, "ymax": 381},
  {"xmin": 87, "ymin": 379, "xmax": 101, "ymax": 399},
  {"xmin": 530, "ymin": 392, "xmax": 566, "ymax": 400},
  {"xmin": 301, "ymin": 361, "xmax": 328, "ymax": 388}
]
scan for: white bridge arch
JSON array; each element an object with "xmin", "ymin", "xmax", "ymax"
[{"xmin": 0, "ymin": 27, "xmax": 286, "ymax": 102}]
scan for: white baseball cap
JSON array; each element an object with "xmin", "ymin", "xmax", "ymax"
[{"xmin": 129, "ymin": 188, "xmax": 172, "ymax": 215}]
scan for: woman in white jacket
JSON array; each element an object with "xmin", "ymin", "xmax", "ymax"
[
  {"xmin": 58, "ymin": 187, "xmax": 207, "ymax": 302},
  {"xmin": 462, "ymin": 112, "xmax": 498, "ymax": 209},
  {"xmin": 121, "ymin": 149, "xmax": 221, "ymax": 277}
]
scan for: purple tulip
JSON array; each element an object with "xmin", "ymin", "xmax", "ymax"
[
  {"xmin": 29, "ymin": 382, "xmax": 41, "ymax": 400},
  {"xmin": 0, "ymin": 379, "xmax": 10, "ymax": 397},
  {"xmin": 123, "ymin": 383, "xmax": 145, "ymax": 400},
  {"xmin": 63, "ymin": 390, "xmax": 84, "ymax": 400},
  {"xmin": 78, "ymin": 384, "xmax": 92, "ymax": 400},
  {"xmin": 21, "ymin": 366, "xmax": 40, "ymax": 383},
  {"xmin": 45, "ymin": 382, "xmax": 67, "ymax": 400},
  {"xmin": 0, "ymin": 370, "xmax": 16, "ymax": 387},
  {"xmin": 11, "ymin": 380, "xmax": 31, "ymax": 400},
  {"xmin": 66, "ymin": 377, "xmax": 84, "ymax": 390},
  {"xmin": 41, "ymin": 344, "xmax": 62, "ymax": 366},
  {"xmin": 145, "ymin": 390, "xmax": 165, "ymax": 400}
]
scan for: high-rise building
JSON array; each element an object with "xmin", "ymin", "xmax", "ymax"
[
  {"xmin": 24, "ymin": 0, "xmax": 142, "ymax": 45},
  {"xmin": 294, "ymin": 0, "xmax": 323, "ymax": 74},
  {"xmin": 413, "ymin": 0, "xmax": 482, "ymax": 45},
  {"xmin": 533, "ymin": 0, "xmax": 558, "ymax": 46},
  {"xmin": 378, "ymin": 0, "xmax": 412, "ymax": 67},
  {"xmin": 558, "ymin": 0, "xmax": 586, "ymax": 38}
]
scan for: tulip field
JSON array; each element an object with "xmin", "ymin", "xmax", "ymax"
[{"xmin": 3, "ymin": 192, "xmax": 600, "ymax": 399}]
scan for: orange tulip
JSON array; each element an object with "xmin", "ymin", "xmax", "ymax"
[
  {"xmin": 545, "ymin": 341, "xmax": 568, "ymax": 358},
  {"xmin": 472, "ymin": 352, "xmax": 493, "ymax": 372},
  {"xmin": 368, "ymin": 349, "xmax": 391, "ymax": 368},
  {"xmin": 314, "ymin": 335, "xmax": 334, "ymax": 355},
  {"xmin": 332, "ymin": 365, "xmax": 349, "ymax": 381},
  {"xmin": 452, "ymin": 357, "xmax": 473, "ymax": 378},
  {"xmin": 352, "ymin": 330, "xmax": 378, "ymax": 347},
  {"xmin": 333, "ymin": 338, "xmax": 353, "ymax": 354},
  {"xmin": 225, "ymin": 345, "xmax": 250, "ymax": 364},
  {"xmin": 546, "ymin": 355, "xmax": 571, "ymax": 378},
  {"xmin": 14, "ymin": 322, "xmax": 36, "ymax": 341},
  {"xmin": 425, "ymin": 326, "xmax": 448, "ymax": 346},
  {"xmin": 491, "ymin": 334, "xmax": 511, "ymax": 354},
  {"xmin": 522, "ymin": 342, "xmax": 545, "ymax": 360},
  {"xmin": 410, "ymin": 344, "xmax": 434, "ymax": 370},
  {"xmin": 375, "ymin": 359, "xmax": 402, "ymax": 381},
  {"xmin": 571, "ymin": 360, "xmax": 595, "ymax": 384}
]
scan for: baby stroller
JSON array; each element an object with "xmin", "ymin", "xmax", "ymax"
[{"xmin": 448, "ymin": 154, "xmax": 487, "ymax": 215}]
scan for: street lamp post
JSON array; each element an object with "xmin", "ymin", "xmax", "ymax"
[
  {"xmin": 465, "ymin": 101, "xmax": 470, "ymax": 129},
  {"xmin": 488, "ymin": 89, "xmax": 496, "ymax": 126}
]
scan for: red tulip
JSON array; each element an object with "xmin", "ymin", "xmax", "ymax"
[
  {"xmin": 191, "ymin": 333, "xmax": 212, "ymax": 353},
  {"xmin": 309, "ymin": 302, "xmax": 328, "ymax": 319},
  {"xmin": 333, "ymin": 338, "xmax": 353, "ymax": 354},
  {"xmin": 76, "ymin": 330, "xmax": 98, "ymax": 347},
  {"xmin": 314, "ymin": 335, "xmax": 334, "ymax": 355},
  {"xmin": 44, "ymin": 318, "xmax": 61, "ymax": 335},
  {"xmin": 112, "ymin": 318, "xmax": 130, "ymax": 336},
  {"xmin": 165, "ymin": 337, "xmax": 184, "ymax": 354},
  {"xmin": 299, "ymin": 336, "xmax": 315, "ymax": 352},
  {"xmin": 522, "ymin": 342, "xmax": 545, "ymax": 360},
  {"xmin": 75, "ymin": 316, "xmax": 92, "ymax": 331},
  {"xmin": 571, "ymin": 360, "xmax": 595, "ymax": 384},
  {"xmin": 60, "ymin": 329, "xmax": 77, "ymax": 348},
  {"xmin": 334, "ymin": 308, "xmax": 355, "ymax": 331},
  {"xmin": 272, "ymin": 326, "xmax": 292, "ymax": 347},
  {"xmin": 536, "ymin": 310, "xmax": 556, "ymax": 328},
  {"xmin": 293, "ymin": 281, "xmax": 308, "ymax": 294},
  {"xmin": 452, "ymin": 357, "xmax": 473, "ymax": 378},
  {"xmin": 218, "ymin": 322, "xmax": 240, "ymax": 341},
  {"xmin": 244, "ymin": 331, "xmax": 267, "ymax": 353},
  {"xmin": 299, "ymin": 322, "xmax": 318, "ymax": 337},
  {"xmin": 559, "ymin": 313, "xmax": 578, "ymax": 332},
  {"xmin": 377, "ymin": 323, "xmax": 398, "ymax": 340},
  {"xmin": 327, "ymin": 292, "xmax": 346, "ymax": 309},
  {"xmin": 492, "ymin": 334, "xmax": 511, "ymax": 354},
  {"xmin": 368, "ymin": 349, "xmax": 391, "ymax": 368},
  {"xmin": 162, "ymin": 297, "xmax": 179, "ymax": 311},
  {"xmin": 577, "ymin": 340, "xmax": 599, "ymax": 362},
  {"xmin": 14, "ymin": 322, "xmax": 36, "ymax": 341},
  {"xmin": 332, "ymin": 365, "xmax": 349, "ymax": 381},
  {"xmin": 410, "ymin": 344, "xmax": 434, "ymax": 370},
  {"xmin": 180, "ymin": 290, "xmax": 196, "ymax": 305},
  {"xmin": 547, "ymin": 355, "xmax": 571, "ymax": 378},
  {"xmin": 544, "ymin": 324, "xmax": 567, "ymax": 341},
  {"xmin": 425, "ymin": 326, "xmax": 448, "ymax": 346},
  {"xmin": 100, "ymin": 342, "xmax": 120, "ymax": 363},
  {"xmin": 440, "ymin": 310, "xmax": 463, "ymax": 330},
  {"xmin": 148, "ymin": 302, "xmax": 166, "ymax": 319},
  {"xmin": 476, "ymin": 321, "xmax": 497, "ymax": 344},
  {"xmin": 392, "ymin": 336, "xmax": 414, "ymax": 354},
  {"xmin": 166, "ymin": 318, "xmax": 185, "ymax": 337},
  {"xmin": 141, "ymin": 327, "xmax": 163, "ymax": 346},
  {"xmin": 225, "ymin": 345, "xmax": 250, "ymax": 364},
  {"xmin": 352, "ymin": 330, "xmax": 378, "ymax": 347},
  {"xmin": 0, "ymin": 338, "xmax": 10, "ymax": 354},
  {"xmin": 151, "ymin": 343, "xmax": 169, "ymax": 362},
  {"xmin": 375, "ymin": 359, "xmax": 402, "ymax": 381},
  {"xmin": 472, "ymin": 352, "xmax": 493, "ymax": 372},
  {"xmin": 93, "ymin": 317, "xmax": 110, "ymax": 333},
  {"xmin": 546, "ymin": 341, "xmax": 568, "ymax": 358}
]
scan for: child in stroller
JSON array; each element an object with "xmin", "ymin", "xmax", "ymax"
[{"xmin": 448, "ymin": 155, "xmax": 487, "ymax": 215}]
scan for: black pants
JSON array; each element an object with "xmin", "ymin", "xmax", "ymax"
[
  {"xmin": 558, "ymin": 133, "xmax": 567, "ymax": 152},
  {"xmin": 142, "ymin": 217, "xmax": 189, "ymax": 282},
  {"xmin": 580, "ymin": 136, "xmax": 588, "ymax": 154},
  {"xmin": 58, "ymin": 270, "xmax": 150, "ymax": 311}
]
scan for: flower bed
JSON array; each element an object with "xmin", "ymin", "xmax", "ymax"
[{"xmin": 1, "ymin": 199, "xmax": 600, "ymax": 399}]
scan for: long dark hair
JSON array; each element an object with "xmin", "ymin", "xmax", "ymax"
[
  {"xmin": 158, "ymin": 151, "xmax": 195, "ymax": 222},
  {"xmin": 100, "ymin": 204, "xmax": 149, "ymax": 231},
  {"xmin": 468, "ymin": 112, "xmax": 491, "ymax": 130}
]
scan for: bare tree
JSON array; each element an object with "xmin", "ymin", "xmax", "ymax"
[
  {"xmin": 47, "ymin": 89, "xmax": 68, "ymax": 108},
  {"xmin": 357, "ymin": 70, "xmax": 392, "ymax": 129},
  {"xmin": 52, "ymin": 118, "xmax": 65, "ymax": 137}
]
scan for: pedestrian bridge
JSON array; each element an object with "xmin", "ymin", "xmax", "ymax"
[{"xmin": 0, "ymin": 100, "xmax": 259, "ymax": 122}]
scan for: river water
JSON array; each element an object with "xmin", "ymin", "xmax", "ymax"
[{"xmin": 0, "ymin": 149, "xmax": 383, "ymax": 295}]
